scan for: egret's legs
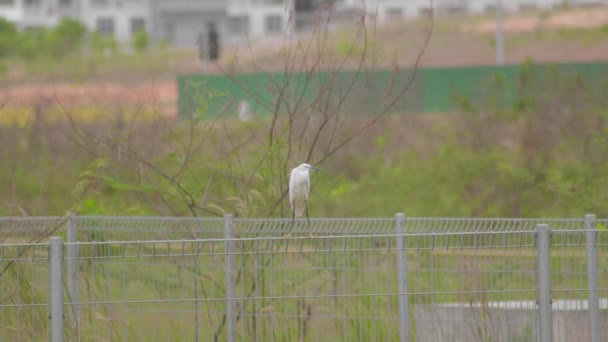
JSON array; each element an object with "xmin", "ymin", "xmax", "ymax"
[
  {"xmin": 283, "ymin": 208, "xmax": 295, "ymax": 239},
  {"xmin": 306, "ymin": 203, "xmax": 315, "ymax": 238}
]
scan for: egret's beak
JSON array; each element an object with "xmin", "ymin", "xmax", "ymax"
[{"xmin": 309, "ymin": 166, "xmax": 321, "ymax": 172}]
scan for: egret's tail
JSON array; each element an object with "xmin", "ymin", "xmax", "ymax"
[{"xmin": 292, "ymin": 200, "xmax": 306, "ymax": 218}]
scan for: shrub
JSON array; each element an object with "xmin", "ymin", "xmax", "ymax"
[
  {"xmin": 132, "ymin": 30, "xmax": 149, "ymax": 54},
  {"xmin": 17, "ymin": 28, "xmax": 49, "ymax": 60},
  {"xmin": 0, "ymin": 18, "xmax": 18, "ymax": 58},
  {"xmin": 49, "ymin": 18, "xmax": 87, "ymax": 58},
  {"xmin": 90, "ymin": 32, "xmax": 118, "ymax": 57}
]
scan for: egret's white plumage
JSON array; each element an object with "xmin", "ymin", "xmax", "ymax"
[{"xmin": 288, "ymin": 163, "xmax": 320, "ymax": 221}]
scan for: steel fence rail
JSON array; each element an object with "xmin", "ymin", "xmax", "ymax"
[
  {"xmin": 0, "ymin": 216, "xmax": 67, "ymax": 241},
  {"xmin": 1, "ymin": 215, "xmax": 606, "ymax": 242}
]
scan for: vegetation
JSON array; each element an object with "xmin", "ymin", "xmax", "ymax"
[
  {"xmin": 1, "ymin": 61, "xmax": 606, "ymax": 218},
  {"xmin": 131, "ymin": 30, "xmax": 150, "ymax": 54},
  {"xmin": 0, "ymin": 18, "xmax": 18, "ymax": 58},
  {"xmin": 0, "ymin": 17, "xmax": 121, "ymax": 60},
  {"xmin": 0, "ymin": 18, "xmax": 191, "ymax": 82},
  {"xmin": 8, "ymin": 18, "xmax": 87, "ymax": 61}
]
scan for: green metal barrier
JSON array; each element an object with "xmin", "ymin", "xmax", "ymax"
[{"xmin": 177, "ymin": 62, "xmax": 608, "ymax": 119}]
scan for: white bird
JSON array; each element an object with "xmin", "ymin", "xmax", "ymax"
[{"xmin": 288, "ymin": 163, "xmax": 320, "ymax": 236}]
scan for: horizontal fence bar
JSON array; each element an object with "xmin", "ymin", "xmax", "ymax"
[
  {"xmin": 57, "ymin": 289, "xmax": 540, "ymax": 305},
  {"xmin": 2, "ymin": 215, "xmax": 606, "ymax": 234},
  {"xmin": 59, "ymin": 230, "xmax": 542, "ymax": 245}
]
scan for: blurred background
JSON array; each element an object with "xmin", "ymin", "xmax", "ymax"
[{"xmin": 0, "ymin": 0, "xmax": 607, "ymax": 218}]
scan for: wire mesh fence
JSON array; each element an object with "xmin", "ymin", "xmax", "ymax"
[
  {"xmin": 0, "ymin": 214, "xmax": 606, "ymax": 341},
  {"xmin": 549, "ymin": 228, "xmax": 608, "ymax": 341},
  {"xmin": 0, "ymin": 216, "xmax": 68, "ymax": 242},
  {"xmin": 1, "ymin": 214, "xmax": 605, "ymax": 242},
  {"xmin": 0, "ymin": 242, "xmax": 50, "ymax": 341}
]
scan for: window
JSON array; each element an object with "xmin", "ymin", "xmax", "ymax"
[
  {"xmin": 164, "ymin": 23, "xmax": 174, "ymax": 44},
  {"xmin": 419, "ymin": 7, "xmax": 432, "ymax": 17},
  {"xmin": 0, "ymin": 0, "xmax": 14, "ymax": 5},
  {"xmin": 295, "ymin": 0, "xmax": 313, "ymax": 12},
  {"xmin": 519, "ymin": 4, "xmax": 537, "ymax": 11},
  {"xmin": 227, "ymin": 16, "xmax": 249, "ymax": 35},
  {"xmin": 24, "ymin": 0, "xmax": 42, "ymax": 6},
  {"xmin": 446, "ymin": 5, "xmax": 466, "ymax": 15},
  {"xmin": 386, "ymin": 7, "xmax": 403, "ymax": 18},
  {"xmin": 130, "ymin": 17, "xmax": 145, "ymax": 33},
  {"xmin": 90, "ymin": 0, "xmax": 109, "ymax": 6},
  {"xmin": 265, "ymin": 15, "xmax": 282, "ymax": 34},
  {"xmin": 96, "ymin": 17, "xmax": 114, "ymax": 35}
]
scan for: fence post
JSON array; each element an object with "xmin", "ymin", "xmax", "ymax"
[
  {"xmin": 395, "ymin": 213, "xmax": 410, "ymax": 342},
  {"xmin": 224, "ymin": 214, "xmax": 237, "ymax": 342},
  {"xmin": 585, "ymin": 214, "xmax": 601, "ymax": 342},
  {"xmin": 49, "ymin": 237, "xmax": 65, "ymax": 342},
  {"xmin": 536, "ymin": 223, "xmax": 552, "ymax": 342},
  {"xmin": 66, "ymin": 215, "xmax": 79, "ymax": 326}
]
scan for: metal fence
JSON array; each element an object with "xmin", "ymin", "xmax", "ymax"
[
  {"xmin": 0, "ymin": 214, "xmax": 607, "ymax": 341},
  {"xmin": 1, "ymin": 214, "xmax": 605, "ymax": 241}
]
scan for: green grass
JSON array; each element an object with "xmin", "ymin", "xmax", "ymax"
[
  {"xmin": 484, "ymin": 21, "xmax": 608, "ymax": 51},
  {"xmin": 0, "ymin": 103, "xmax": 606, "ymax": 218},
  {"xmin": 1, "ymin": 48, "xmax": 197, "ymax": 83}
]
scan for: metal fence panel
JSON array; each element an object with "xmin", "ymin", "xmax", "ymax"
[
  {"xmin": 411, "ymin": 230, "xmax": 540, "ymax": 341},
  {"xmin": 65, "ymin": 239, "xmax": 229, "ymax": 340},
  {"xmin": 0, "ymin": 242, "xmax": 50, "ymax": 341},
  {"xmin": 65, "ymin": 235, "xmax": 404, "ymax": 341},
  {"xmin": 596, "ymin": 230, "xmax": 608, "ymax": 341},
  {"xmin": 548, "ymin": 229, "xmax": 608, "ymax": 341}
]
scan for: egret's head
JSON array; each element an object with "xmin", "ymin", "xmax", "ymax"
[{"xmin": 299, "ymin": 163, "xmax": 321, "ymax": 172}]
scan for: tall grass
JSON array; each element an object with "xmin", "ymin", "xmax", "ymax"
[{"xmin": 0, "ymin": 97, "xmax": 606, "ymax": 218}]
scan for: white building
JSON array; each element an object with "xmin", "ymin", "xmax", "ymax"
[
  {"xmin": 0, "ymin": 0, "xmax": 150, "ymax": 42},
  {"xmin": 0, "ymin": 0, "xmax": 75, "ymax": 28},
  {"xmin": 0, "ymin": 0, "xmax": 606, "ymax": 47},
  {"xmin": 345, "ymin": 0, "xmax": 606, "ymax": 18},
  {"xmin": 79, "ymin": 0, "xmax": 151, "ymax": 43},
  {"xmin": 226, "ymin": 0, "xmax": 291, "ymax": 43}
]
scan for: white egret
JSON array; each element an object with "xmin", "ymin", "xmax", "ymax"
[{"xmin": 288, "ymin": 163, "xmax": 320, "ymax": 237}]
